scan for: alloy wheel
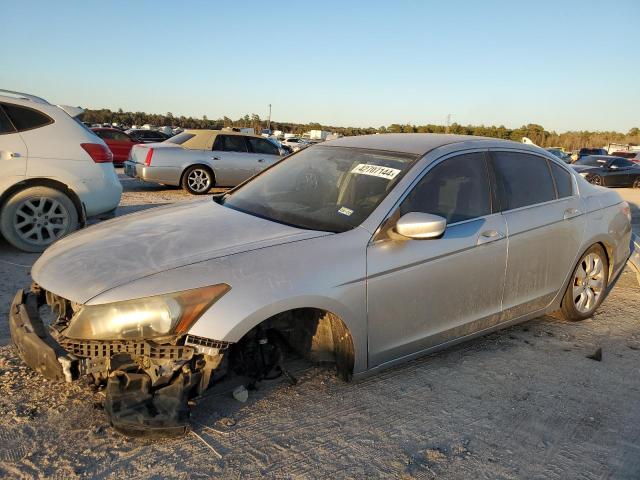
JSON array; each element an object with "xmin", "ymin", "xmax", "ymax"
[
  {"xmin": 590, "ymin": 175, "xmax": 603, "ymax": 186},
  {"xmin": 187, "ymin": 169, "xmax": 211, "ymax": 193},
  {"xmin": 572, "ymin": 252, "xmax": 605, "ymax": 314},
  {"xmin": 13, "ymin": 197, "xmax": 70, "ymax": 246}
]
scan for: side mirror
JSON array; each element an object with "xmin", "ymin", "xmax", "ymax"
[
  {"xmin": 395, "ymin": 212, "xmax": 447, "ymax": 239},
  {"xmin": 609, "ymin": 164, "xmax": 618, "ymax": 170}
]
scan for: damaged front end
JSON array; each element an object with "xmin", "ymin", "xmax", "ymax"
[{"xmin": 9, "ymin": 285, "xmax": 229, "ymax": 437}]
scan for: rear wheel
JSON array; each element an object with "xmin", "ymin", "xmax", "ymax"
[
  {"xmin": 182, "ymin": 166, "xmax": 213, "ymax": 195},
  {"xmin": 0, "ymin": 186, "xmax": 79, "ymax": 252},
  {"xmin": 633, "ymin": 177, "xmax": 640, "ymax": 189},
  {"xmin": 559, "ymin": 244, "xmax": 608, "ymax": 321}
]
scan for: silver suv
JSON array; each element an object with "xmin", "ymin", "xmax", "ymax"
[{"xmin": 0, "ymin": 90, "xmax": 122, "ymax": 251}]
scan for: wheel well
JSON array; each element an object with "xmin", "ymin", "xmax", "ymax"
[
  {"xmin": 0, "ymin": 178, "xmax": 85, "ymax": 225},
  {"xmin": 180, "ymin": 164, "xmax": 215, "ymax": 187},
  {"xmin": 597, "ymin": 241, "xmax": 614, "ymax": 281},
  {"xmin": 234, "ymin": 308, "xmax": 355, "ymax": 382}
]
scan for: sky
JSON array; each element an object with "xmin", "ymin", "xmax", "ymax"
[{"xmin": 1, "ymin": 0, "xmax": 638, "ymax": 133}]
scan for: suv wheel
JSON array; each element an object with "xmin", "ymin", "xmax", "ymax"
[{"xmin": 0, "ymin": 186, "xmax": 79, "ymax": 252}]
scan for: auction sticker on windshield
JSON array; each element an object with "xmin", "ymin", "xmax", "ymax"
[{"xmin": 351, "ymin": 164, "xmax": 401, "ymax": 180}]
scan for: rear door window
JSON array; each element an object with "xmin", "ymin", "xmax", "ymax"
[
  {"xmin": 549, "ymin": 161, "xmax": 573, "ymax": 198},
  {"xmin": 214, "ymin": 135, "xmax": 248, "ymax": 152},
  {"xmin": 491, "ymin": 152, "xmax": 556, "ymax": 210},
  {"xmin": 247, "ymin": 137, "xmax": 280, "ymax": 156},
  {"xmin": 1, "ymin": 103, "xmax": 53, "ymax": 132},
  {"xmin": 400, "ymin": 152, "xmax": 492, "ymax": 224}
]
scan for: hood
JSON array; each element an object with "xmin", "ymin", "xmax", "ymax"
[{"xmin": 32, "ymin": 199, "xmax": 330, "ymax": 304}]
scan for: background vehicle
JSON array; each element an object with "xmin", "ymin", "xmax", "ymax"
[
  {"xmin": 91, "ymin": 127, "xmax": 141, "ymax": 165},
  {"xmin": 612, "ymin": 151, "xmax": 640, "ymax": 163},
  {"xmin": 570, "ymin": 155, "xmax": 640, "ymax": 187},
  {"xmin": 125, "ymin": 128, "xmax": 170, "ymax": 143},
  {"xmin": 281, "ymin": 137, "xmax": 309, "ymax": 152},
  {"xmin": 546, "ymin": 147, "xmax": 571, "ymax": 163},
  {"xmin": 0, "ymin": 90, "xmax": 121, "ymax": 252},
  {"xmin": 571, "ymin": 147, "xmax": 608, "ymax": 162},
  {"xmin": 124, "ymin": 129, "xmax": 284, "ymax": 194},
  {"xmin": 11, "ymin": 134, "xmax": 635, "ymax": 435}
]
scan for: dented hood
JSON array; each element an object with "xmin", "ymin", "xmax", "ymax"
[{"xmin": 32, "ymin": 199, "xmax": 329, "ymax": 304}]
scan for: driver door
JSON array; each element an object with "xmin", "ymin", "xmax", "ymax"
[{"xmin": 366, "ymin": 151, "xmax": 507, "ymax": 368}]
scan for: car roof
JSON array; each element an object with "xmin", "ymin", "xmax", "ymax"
[
  {"xmin": 185, "ymin": 129, "xmax": 266, "ymax": 139},
  {"xmin": 324, "ymin": 133, "xmax": 520, "ymax": 155}
]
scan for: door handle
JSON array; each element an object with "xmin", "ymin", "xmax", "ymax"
[
  {"xmin": 564, "ymin": 207, "xmax": 581, "ymax": 219},
  {"xmin": 477, "ymin": 230, "xmax": 504, "ymax": 245},
  {"xmin": 212, "ymin": 156, "xmax": 221, "ymax": 161},
  {"xmin": 0, "ymin": 151, "xmax": 19, "ymax": 160},
  {"xmin": 258, "ymin": 158, "xmax": 264, "ymax": 163}
]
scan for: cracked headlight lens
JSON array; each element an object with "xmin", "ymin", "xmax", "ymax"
[{"xmin": 64, "ymin": 284, "xmax": 230, "ymax": 340}]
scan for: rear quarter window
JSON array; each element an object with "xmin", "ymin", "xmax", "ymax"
[
  {"xmin": 549, "ymin": 161, "xmax": 573, "ymax": 198},
  {"xmin": 1, "ymin": 103, "xmax": 53, "ymax": 132}
]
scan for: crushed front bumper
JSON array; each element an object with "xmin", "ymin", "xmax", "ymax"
[
  {"xmin": 9, "ymin": 289, "xmax": 78, "ymax": 382},
  {"xmin": 8, "ymin": 289, "xmax": 212, "ymax": 437}
]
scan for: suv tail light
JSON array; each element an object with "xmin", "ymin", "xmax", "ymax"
[
  {"xmin": 145, "ymin": 147, "xmax": 154, "ymax": 166},
  {"xmin": 81, "ymin": 143, "xmax": 113, "ymax": 163}
]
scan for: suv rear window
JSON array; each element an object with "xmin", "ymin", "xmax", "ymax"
[
  {"xmin": 0, "ymin": 107, "xmax": 16, "ymax": 134},
  {"xmin": 1, "ymin": 103, "xmax": 53, "ymax": 132}
]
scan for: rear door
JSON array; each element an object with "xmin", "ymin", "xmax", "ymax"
[
  {"xmin": 490, "ymin": 150, "xmax": 585, "ymax": 317},
  {"xmin": 211, "ymin": 135, "xmax": 256, "ymax": 186},
  {"xmin": 0, "ymin": 104, "xmax": 28, "ymax": 189},
  {"xmin": 245, "ymin": 137, "xmax": 281, "ymax": 173}
]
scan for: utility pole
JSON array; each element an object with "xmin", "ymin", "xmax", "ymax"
[
  {"xmin": 267, "ymin": 104, "xmax": 272, "ymax": 132},
  {"xmin": 446, "ymin": 113, "xmax": 452, "ymax": 134}
]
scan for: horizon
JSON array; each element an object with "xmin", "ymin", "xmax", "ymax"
[{"xmin": 1, "ymin": 0, "xmax": 638, "ymax": 132}]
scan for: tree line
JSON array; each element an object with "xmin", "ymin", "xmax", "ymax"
[{"xmin": 82, "ymin": 108, "xmax": 639, "ymax": 151}]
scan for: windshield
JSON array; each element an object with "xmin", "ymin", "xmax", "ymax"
[{"xmin": 222, "ymin": 145, "xmax": 417, "ymax": 232}]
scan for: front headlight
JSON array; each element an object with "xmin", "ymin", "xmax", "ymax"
[
  {"xmin": 579, "ymin": 172, "xmax": 589, "ymax": 177},
  {"xmin": 64, "ymin": 284, "xmax": 230, "ymax": 340}
]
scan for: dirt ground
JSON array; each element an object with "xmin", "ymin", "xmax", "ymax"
[{"xmin": 1, "ymin": 171, "xmax": 639, "ymax": 479}]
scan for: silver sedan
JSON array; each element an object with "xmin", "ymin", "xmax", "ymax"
[{"xmin": 10, "ymin": 134, "xmax": 638, "ymax": 436}]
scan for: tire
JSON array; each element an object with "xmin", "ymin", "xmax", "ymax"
[
  {"xmin": 181, "ymin": 166, "xmax": 214, "ymax": 195},
  {"xmin": 559, "ymin": 244, "xmax": 608, "ymax": 321},
  {"xmin": 0, "ymin": 186, "xmax": 79, "ymax": 252},
  {"xmin": 633, "ymin": 177, "xmax": 640, "ymax": 189},
  {"xmin": 588, "ymin": 175, "xmax": 603, "ymax": 186}
]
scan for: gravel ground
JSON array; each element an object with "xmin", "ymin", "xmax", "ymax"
[{"xmin": 0, "ymin": 171, "xmax": 639, "ymax": 479}]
